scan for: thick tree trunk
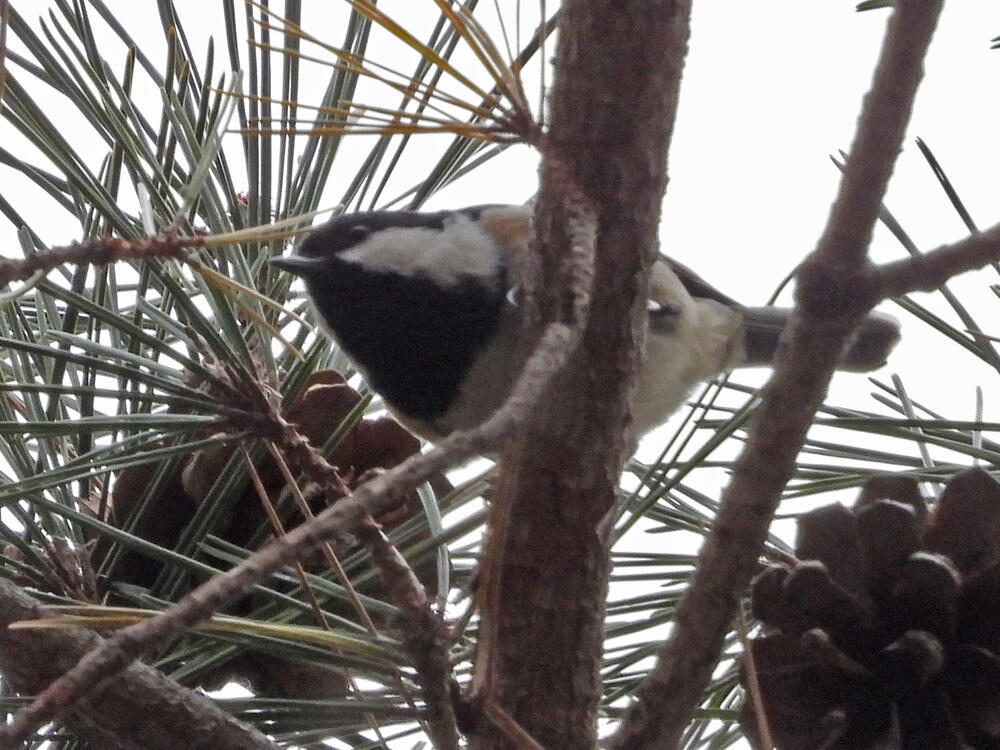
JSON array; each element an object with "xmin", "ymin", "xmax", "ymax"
[{"xmin": 470, "ymin": 2, "xmax": 693, "ymax": 748}]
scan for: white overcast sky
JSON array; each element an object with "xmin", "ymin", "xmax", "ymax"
[{"xmin": 665, "ymin": 3, "xmax": 1000, "ymax": 430}]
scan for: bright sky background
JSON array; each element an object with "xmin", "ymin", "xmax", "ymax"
[{"xmin": 660, "ymin": 3, "xmax": 1000, "ymax": 447}]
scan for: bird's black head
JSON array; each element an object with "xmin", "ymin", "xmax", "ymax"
[
  {"xmin": 271, "ymin": 209, "xmax": 453, "ymax": 276},
  {"xmin": 271, "ymin": 209, "xmax": 510, "ymax": 424}
]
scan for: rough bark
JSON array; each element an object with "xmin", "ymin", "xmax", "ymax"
[
  {"xmin": 470, "ymin": 2, "xmax": 693, "ymax": 748},
  {"xmin": 0, "ymin": 580, "xmax": 277, "ymax": 750}
]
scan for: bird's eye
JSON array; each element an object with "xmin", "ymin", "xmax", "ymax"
[
  {"xmin": 347, "ymin": 224, "xmax": 371, "ymax": 244},
  {"xmin": 647, "ymin": 300, "xmax": 680, "ymax": 317},
  {"xmin": 647, "ymin": 300, "xmax": 681, "ymax": 332}
]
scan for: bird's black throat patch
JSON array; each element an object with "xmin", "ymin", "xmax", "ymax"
[{"xmin": 304, "ymin": 258, "xmax": 507, "ymax": 422}]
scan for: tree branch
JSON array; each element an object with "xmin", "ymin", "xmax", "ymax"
[
  {"xmin": 610, "ymin": 2, "xmax": 944, "ymax": 747},
  {"xmin": 471, "ymin": 1, "xmax": 693, "ymax": 748},
  {"xmin": 0, "ymin": 230, "xmax": 196, "ymax": 288},
  {"xmin": 0, "ymin": 581, "xmax": 278, "ymax": 750},
  {"xmin": 874, "ymin": 221, "xmax": 1000, "ymax": 298},
  {"xmin": 816, "ymin": 5, "xmax": 944, "ymax": 271}
]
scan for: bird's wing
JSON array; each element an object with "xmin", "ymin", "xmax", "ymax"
[{"xmin": 662, "ymin": 256, "xmax": 741, "ymax": 308}]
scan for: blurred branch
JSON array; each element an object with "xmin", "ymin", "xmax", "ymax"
[
  {"xmin": 0, "ymin": 580, "xmax": 277, "ymax": 750},
  {"xmin": 875, "ymin": 221, "xmax": 1000, "ymax": 298},
  {"xmin": 357, "ymin": 517, "xmax": 459, "ymax": 750},
  {"xmin": 611, "ymin": 2, "xmax": 945, "ymax": 747}
]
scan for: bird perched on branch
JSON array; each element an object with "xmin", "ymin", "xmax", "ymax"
[{"xmin": 271, "ymin": 204, "xmax": 900, "ymax": 443}]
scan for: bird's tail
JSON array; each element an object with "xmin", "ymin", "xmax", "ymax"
[{"xmin": 742, "ymin": 308, "xmax": 900, "ymax": 372}]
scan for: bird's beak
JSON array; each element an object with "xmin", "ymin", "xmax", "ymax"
[{"xmin": 270, "ymin": 255, "xmax": 324, "ymax": 277}]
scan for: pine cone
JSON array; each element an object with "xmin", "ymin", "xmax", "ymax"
[{"xmin": 742, "ymin": 468, "xmax": 1000, "ymax": 750}]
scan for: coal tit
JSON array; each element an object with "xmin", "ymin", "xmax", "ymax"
[{"xmin": 271, "ymin": 204, "xmax": 900, "ymax": 442}]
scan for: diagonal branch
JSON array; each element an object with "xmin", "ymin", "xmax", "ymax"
[
  {"xmin": 0, "ymin": 580, "xmax": 278, "ymax": 750},
  {"xmin": 874, "ymin": 221, "xmax": 1000, "ymax": 298},
  {"xmin": 610, "ymin": 2, "xmax": 945, "ymax": 747}
]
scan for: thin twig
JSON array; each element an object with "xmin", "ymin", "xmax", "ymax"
[
  {"xmin": 265, "ymin": 442, "xmax": 379, "ymax": 632},
  {"xmin": 266, "ymin": 442, "xmax": 409, "ymax": 747},
  {"xmin": 736, "ymin": 610, "xmax": 773, "ymax": 750},
  {"xmin": 0, "ymin": 230, "xmax": 198, "ymax": 288},
  {"xmin": 243, "ymin": 444, "xmax": 401, "ymax": 745},
  {"xmin": 240, "ymin": 445, "xmax": 330, "ymax": 626},
  {"xmin": 357, "ymin": 517, "xmax": 460, "ymax": 750},
  {"xmin": 483, "ymin": 700, "xmax": 549, "ymax": 750}
]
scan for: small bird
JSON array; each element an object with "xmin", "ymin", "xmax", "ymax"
[{"xmin": 271, "ymin": 204, "xmax": 900, "ymax": 442}]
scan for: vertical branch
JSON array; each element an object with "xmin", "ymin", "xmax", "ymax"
[
  {"xmin": 471, "ymin": 1, "xmax": 693, "ymax": 748},
  {"xmin": 611, "ymin": 2, "xmax": 944, "ymax": 747}
]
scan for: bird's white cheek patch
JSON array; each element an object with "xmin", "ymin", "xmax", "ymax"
[{"xmin": 338, "ymin": 220, "xmax": 504, "ymax": 288}]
